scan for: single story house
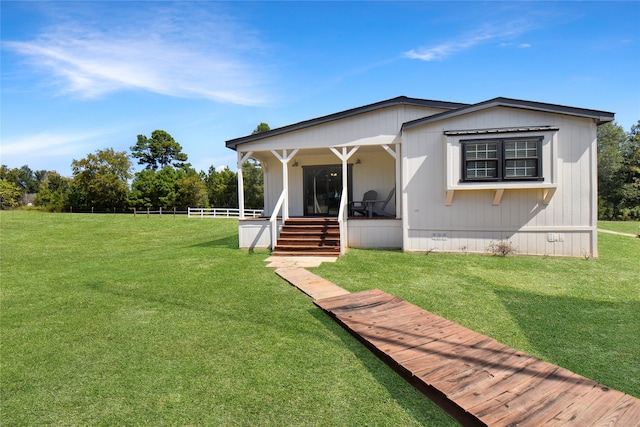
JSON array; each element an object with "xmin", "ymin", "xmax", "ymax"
[{"xmin": 225, "ymin": 96, "xmax": 614, "ymax": 257}]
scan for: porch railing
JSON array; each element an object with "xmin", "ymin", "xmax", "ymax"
[
  {"xmin": 337, "ymin": 192, "xmax": 348, "ymax": 255},
  {"xmin": 270, "ymin": 189, "xmax": 287, "ymax": 250}
]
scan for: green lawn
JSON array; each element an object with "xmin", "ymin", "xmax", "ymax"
[
  {"xmin": 1, "ymin": 211, "xmax": 455, "ymax": 426},
  {"xmin": 599, "ymin": 220, "xmax": 640, "ymax": 235},
  {"xmin": 1, "ymin": 212, "xmax": 639, "ymax": 426}
]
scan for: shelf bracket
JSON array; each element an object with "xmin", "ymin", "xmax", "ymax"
[
  {"xmin": 445, "ymin": 190, "xmax": 455, "ymax": 206},
  {"xmin": 492, "ymin": 189, "xmax": 505, "ymax": 205},
  {"xmin": 542, "ymin": 187, "xmax": 556, "ymax": 204}
]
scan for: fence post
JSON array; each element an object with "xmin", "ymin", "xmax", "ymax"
[
  {"xmin": 147, "ymin": 207, "xmax": 150, "ymax": 219},
  {"xmin": 160, "ymin": 207, "xmax": 162, "ymax": 218},
  {"xmin": 173, "ymin": 207, "xmax": 176, "ymax": 218},
  {"xmin": 134, "ymin": 208, "xmax": 137, "ymax": 218}
]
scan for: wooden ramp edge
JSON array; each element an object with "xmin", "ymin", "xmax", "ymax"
[
  {"xmin": 314, "ymin": 289, "xmax": 640, "ymax": 427},
  {"xmin": 274, "ymin": 267, "xmax": 350, "ymax": 300}
]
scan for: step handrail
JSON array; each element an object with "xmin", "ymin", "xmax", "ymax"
[
  {"xmin": 270, "ymin": 189, "xmax": 287, "ymax": 249},
  {"xmin": 337, "ymin": 192, "xmax": 347, "ymax": 255}
]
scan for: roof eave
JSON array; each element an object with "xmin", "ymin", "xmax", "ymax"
[{"xmin": 225, "ymin": 96, "xmax": 468, "ymax": 150}]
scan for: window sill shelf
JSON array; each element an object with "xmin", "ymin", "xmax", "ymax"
[{"xmin": 445, "ymin": 183, "xmax": 557, "ymax": 206}]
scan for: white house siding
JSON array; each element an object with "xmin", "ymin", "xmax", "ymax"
[
  {"xmin": 242, "ymin": 105, "xmax": 441, "ymax": 217},
  {"xmin": 347, "ymin": 219, "xmax": 402, "ymax": 248},
  {"xmin": 402, "ymin": 107, "xmax": 598, "ymax": 257},
  {"xmin": 238, "ymin": 219, "xmax": 280, "ymax": 249}
]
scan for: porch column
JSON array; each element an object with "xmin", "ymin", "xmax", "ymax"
[
  {"xmin": 330, "ymin": 146, "xmax": 360, "ymax": 203},
  {"xmin": 271, "ymin": 149, "xmax": 298, "ymax": 220},
  {"xmin": 237, "ymin": 151, "xmax": 253, "ymax": 220}
]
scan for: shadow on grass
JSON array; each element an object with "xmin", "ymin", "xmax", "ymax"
[
  {"xmin": 494, "ymin": 287, "xmax": 640, "ymax": 398},
  {"xmin": 308, "ymin": 307, "xmax": 459, "ymax": 426}
]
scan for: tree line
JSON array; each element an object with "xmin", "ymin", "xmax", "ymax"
[
  {"xmin": 0, "ymin": 126, "xmax": 268, "ymax": 212},
  {"xmin": 2, "ymin": 120, "xmax": 638, "ymax": 219},
  {"xmin": 597, "ymin": 120, "xmax": 640, "ymax": 220}
]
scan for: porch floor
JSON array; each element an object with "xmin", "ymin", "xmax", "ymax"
[{"xmin": 274, "ymin": 267, "xmax": 640, "ymax": 426}]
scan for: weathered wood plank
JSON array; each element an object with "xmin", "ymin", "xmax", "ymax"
[{"xmin": 314, "ymin": 289, "xmax": 640, "ymax": 427}]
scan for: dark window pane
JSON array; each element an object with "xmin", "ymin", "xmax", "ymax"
[
  {"xmin": 466, "ymin": 160, "xmax": 498, "ymax": 178},
  {"xmin": 505, "ymin": 159, "xmax": 537, "ymax": 177}
]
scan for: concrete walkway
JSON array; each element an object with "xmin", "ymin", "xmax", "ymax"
[
  {"xmin": 598, "ymin": 228, "xmax": 639, "ymax": 238},
  {"xmin": 264, "ymin": 255, "xmax": 338, "ymax": 269}
]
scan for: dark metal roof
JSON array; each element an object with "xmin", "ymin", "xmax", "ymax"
[
  {"xmin": 402, "ymin": 97, "xmax": 615, "ymax": 130},
  {"xmin": 225, "ymin": 96, "xmax": 468, "ymax": 149},
  {"xmin": 444, "ymin": 126, "xmax": 560, "ymax": 136}
]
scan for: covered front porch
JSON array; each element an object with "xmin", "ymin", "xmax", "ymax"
[{"xmin": 235, "ymin": 136, "xmax": 403, "ymax": 254}]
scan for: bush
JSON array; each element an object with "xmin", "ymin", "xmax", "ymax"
[{"xmin": 487, "ymin": 239, "xmax": 517, "ymax": 256}]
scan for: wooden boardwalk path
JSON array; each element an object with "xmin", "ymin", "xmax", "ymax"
[{"xmin": 315, "ymin": 289, "xmax": 640, "ymax": 427}]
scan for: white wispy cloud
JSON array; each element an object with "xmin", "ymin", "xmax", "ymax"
[
  {"xmin": 3, "ymin": 3, "xmax": 271, "ymax": 105},
  {"xmin": 0, "ymin": 131, "xmax": 109, "ymax": 158},
  {"xmin": 404, "ymin": 20, "xmax": 533, "ymax": 61}
]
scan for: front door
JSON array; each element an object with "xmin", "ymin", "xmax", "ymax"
[{"xmin": 303, "ymin": 165, "xmax": 352, "ymax": 216}]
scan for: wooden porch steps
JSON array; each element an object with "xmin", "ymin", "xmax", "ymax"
[
  {"xmin": 272, "ymin": 218, "xmax": 341, "ymax": 257},
  {"xmin": 314, "ymin": 289, "xmax": 640, "ymax": 427}
]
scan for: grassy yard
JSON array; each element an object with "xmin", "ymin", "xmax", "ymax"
[
  {"xmin": 1, "ymin": 212, "xmax": 638, "ymax": 426},
  {"xmin": 1, "ymin": 211, "xmax": 456, "ymax": 426},
  {"xmin": 599, "ymin": 220, "xmax": 640, "ymax": 235}
]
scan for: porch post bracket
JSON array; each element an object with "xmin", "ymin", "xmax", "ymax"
[
  {"xmin": 381, "ymin": 144, "xmax": 398, "ymax": 159},
  {"xmin": 271, "ymin": 149, "xmax": 299, "ymax": 163},
  {"xmin": 330, "ymin": 146, "xmax": 359, "ymax": 161},
  {"xmin": 239, "ymin": 151, "xmax": 254, "ymax": 166}
]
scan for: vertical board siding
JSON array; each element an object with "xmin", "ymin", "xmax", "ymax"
[
  {"xmin": 239, "ymin": 103, "xmax": 599, "ymax": 257},
  {"xmin": 347, "ymin": 219, "xmax": 402, "ymax": 248},
  {"xmin": 403, "ymin": 108, "xmax": 597, "ymax": 257}
]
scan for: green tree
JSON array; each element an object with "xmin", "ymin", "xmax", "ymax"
[
  {"xmin": 597, "ymin": 120, "xmax": 640, "ymax": 219},
  {"xmin": 131, "ymin": 130, "xmax": 188, "ymax": 171},
  {"xmin": 129, "ymin": 166, "xmax": 208, "ymax": 210},
  {"xmin": 128, "ymin": 169, "xmax": 158, "ymax": 208},
  {"xmin": 618, "ymin": 120, "xmax": 640, "ymax": 218},
  {"xmin": 597, "ymin": 122, "xmax": 627, "ymax": 219},
  {"xmin": 0, "ymin": 179, "xmax": 22, "ymax": 208},
  {"xmin": 70, "ymin": 148, "xmax": 132, "ymax": 211},
  {"xmin": 252, "ymin": 122, "xmax": 271, "ymax": 134},
  {"xmin": 176, "ymin": 170, "xmax": 209, "ymax": 208},
  {"xmin": 35, "ymin": 171, "xmax": 71, "ymax": 212},
  {"xmin": 242, "ymin": 160, "xmax": 264, "ymax": 209},
  {"xmin": 205, "ymin": 166, "xmax": 237, "ymax": 207}
]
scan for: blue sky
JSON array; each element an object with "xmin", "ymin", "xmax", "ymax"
[{"xmin": 2, "ymin": 1, "xmax": 639, "ymax": 176}]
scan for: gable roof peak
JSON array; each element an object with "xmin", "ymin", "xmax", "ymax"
[
  {"xmin": 402, "ymin": 97, "xmax": 615, "ymax": 130},
  {"xmin": 226, "ymin": 95, "xmax": 467, "ymax": 149}
]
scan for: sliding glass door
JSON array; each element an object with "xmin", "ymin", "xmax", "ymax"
[{"xmin": 303, "ymin": 165, "xmax": 352, "ymax": 216}]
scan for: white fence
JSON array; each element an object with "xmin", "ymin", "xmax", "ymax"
[{"xmin": 187, "ymin": 207, "xmax": 263, "ymax": 218}]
